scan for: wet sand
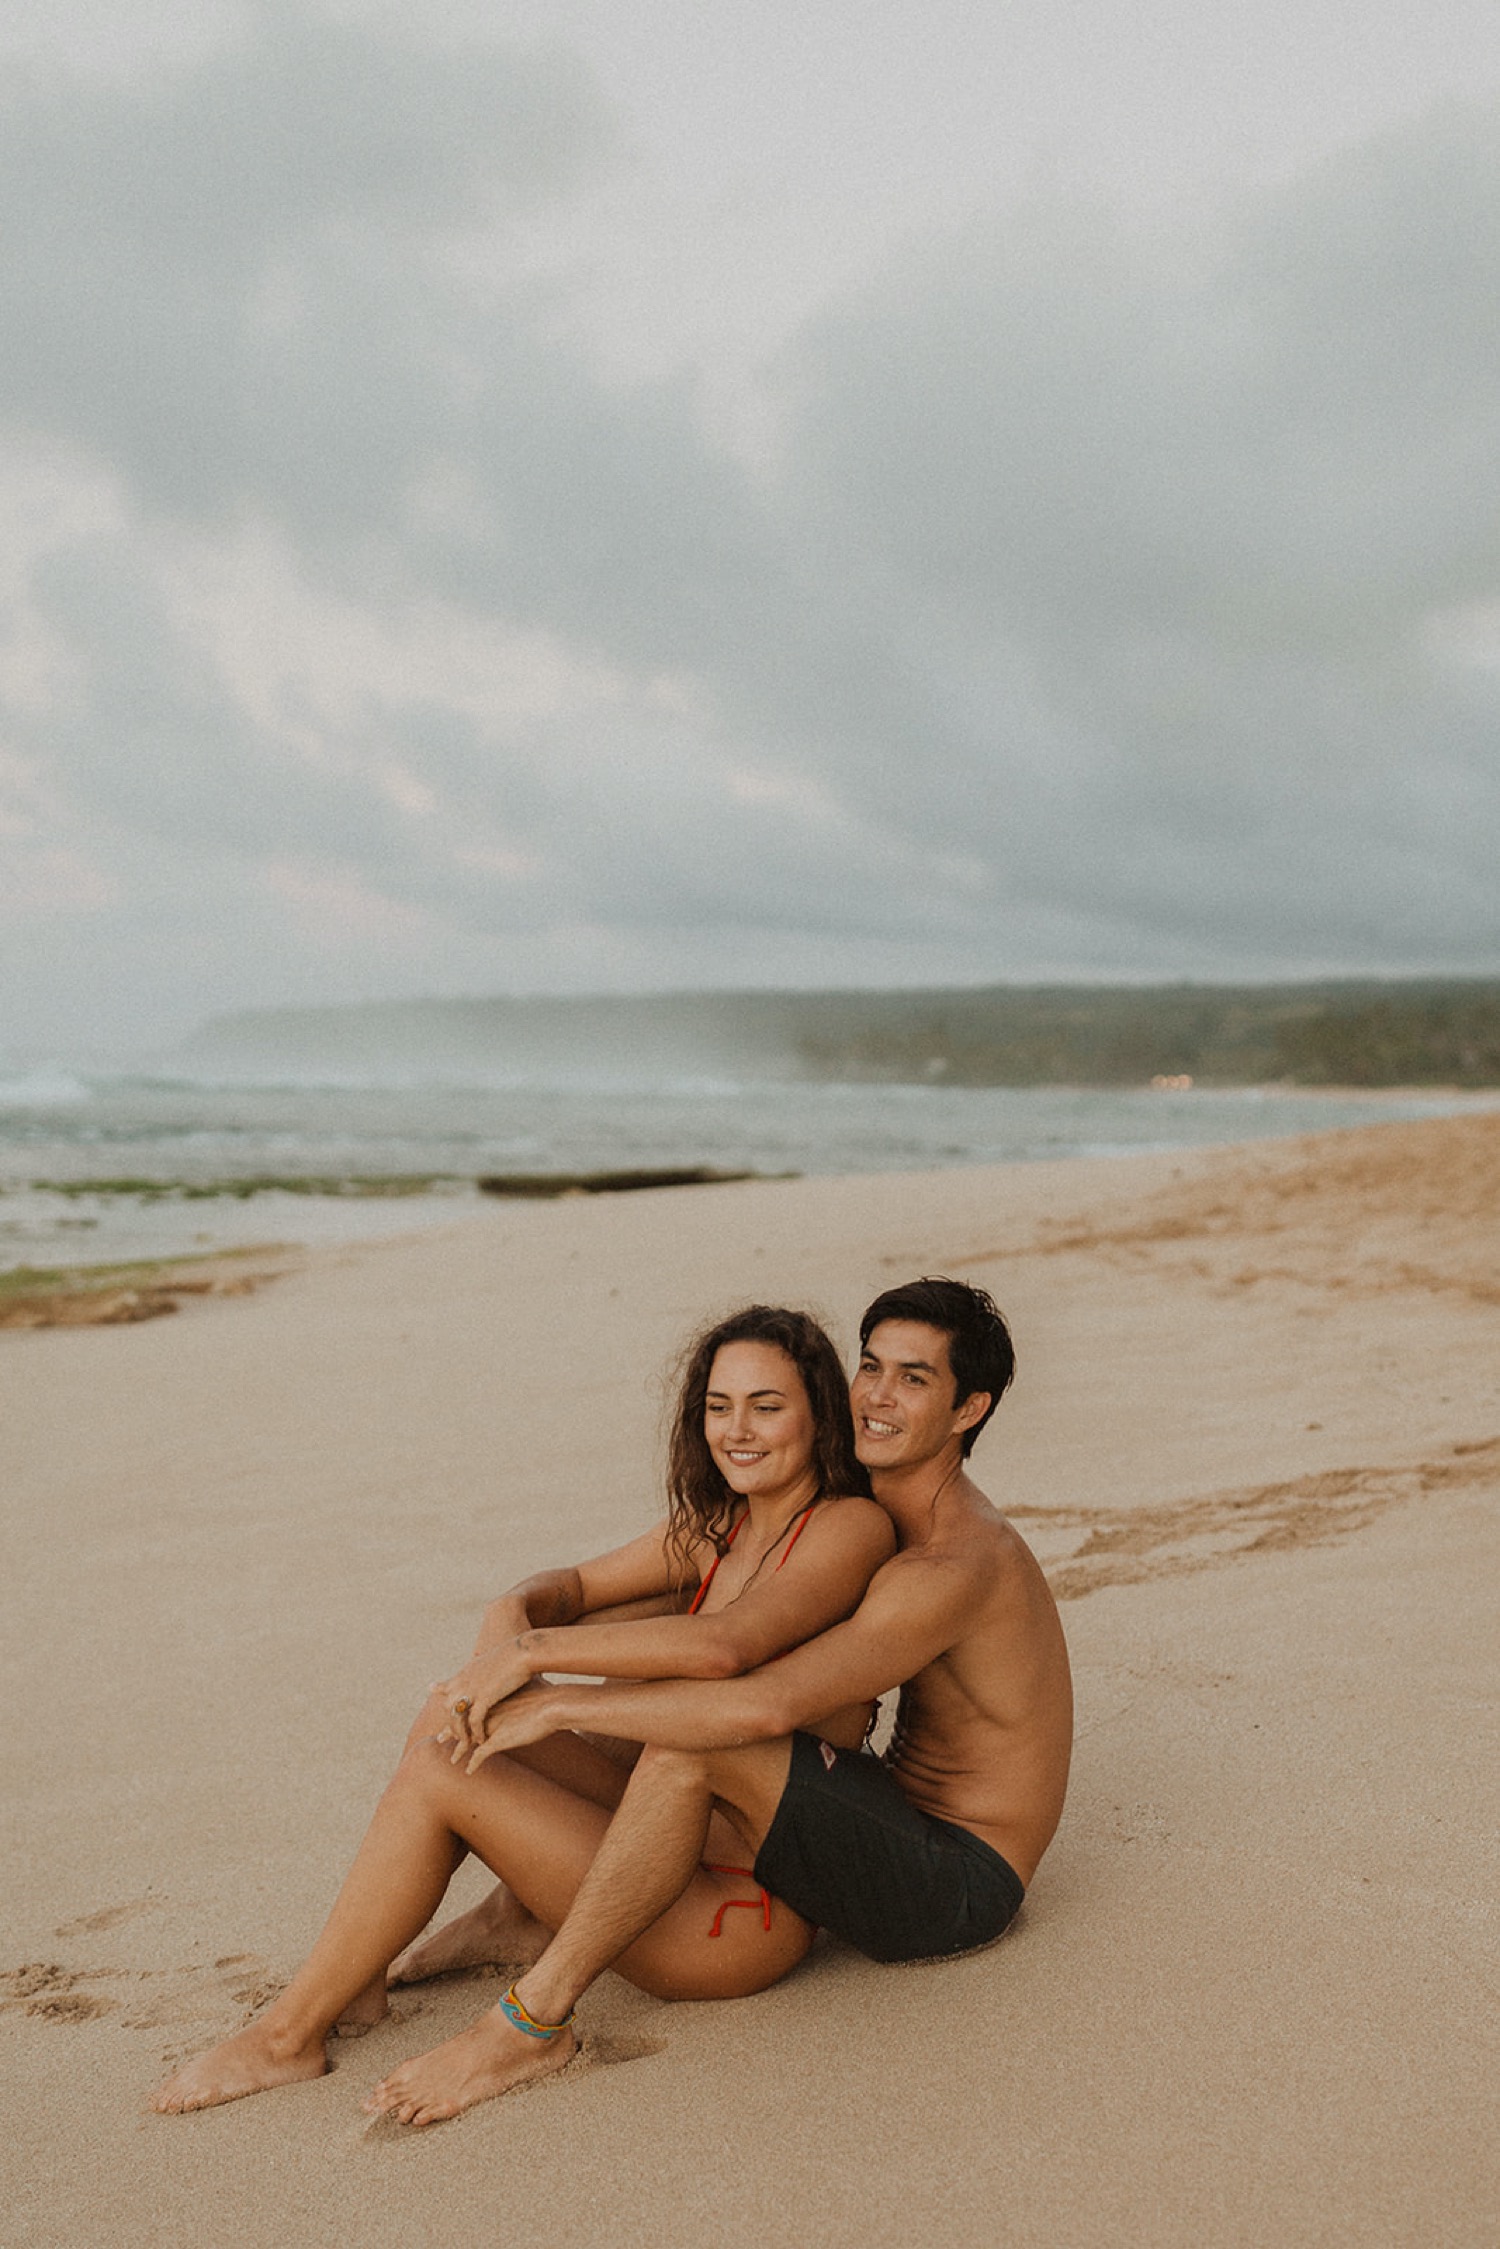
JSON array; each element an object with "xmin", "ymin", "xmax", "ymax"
[{"xmin": 3, "ymin": 1113, "xmax": 1497, "ymax": 2246}]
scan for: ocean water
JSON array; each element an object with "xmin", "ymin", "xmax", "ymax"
[{"xmin": 1, "ymin": 1065, "xmax": 1493, "ymax": 1274}]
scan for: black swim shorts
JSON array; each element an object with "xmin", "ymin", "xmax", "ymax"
[{"xmin": 752, "ymin": 1731, "xmax": 1025, "ymax": 1964}]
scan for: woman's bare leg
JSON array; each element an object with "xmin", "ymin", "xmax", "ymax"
[
  {"xmin": 154, "ymin": 1734, "xmax": 477, "ymax": 2111},
  {"xmin": 334, "ymin": 1699, "xmax": 635, "ymax": 2022},
  {"xmin": 152, "ymin": 1733, "xmax": 808, "ymax": 2114},
  {"xmin": 364, "ymin": 1737, "xmax": 803, "ymax": 2127},
  {"xmin": 381, "ymin": 1709, "xmax": 642, "ymax": 1992},
  {"xmin": 384, "ymin": 1714, "xmax": 737, "ymax": 1991}
]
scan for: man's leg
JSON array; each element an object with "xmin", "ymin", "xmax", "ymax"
[
  {"xmin": 339, "ymin": 1697, "xmax": 637, "ymax": 2026},
  {"xmin": 364, "ymin": 1736, "xmax": 802, "ymax": 2127}
]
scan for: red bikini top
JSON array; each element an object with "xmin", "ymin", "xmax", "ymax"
[{"xmin": 688, "ymin": 1501, "xmax": 817, "ymax": 1616}]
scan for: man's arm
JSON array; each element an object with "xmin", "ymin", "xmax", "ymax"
[{"xmin": 467, "ymin": 1550, "xmax": 984, "ymax": 1765}]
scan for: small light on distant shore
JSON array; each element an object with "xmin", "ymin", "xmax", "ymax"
[{"xmin": 1150, "ymin": 1074, "xmax": 1194, "ymax": 1091}]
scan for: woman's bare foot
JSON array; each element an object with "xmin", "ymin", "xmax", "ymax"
[
  {"xmin": 362, "ymin": 2006, "xmax": 576, "ymax": 2126},
  {"xmin": 387, "ymin": 1887, "xmax": 548, "ymax": 1986},
  {"xmin": 152, "ymin": 2020, "xmax": 328, "ymax": 2113},
  {"xmin": 334, "ymin": 1973, "xmax": 390, "ymax": 2036}
]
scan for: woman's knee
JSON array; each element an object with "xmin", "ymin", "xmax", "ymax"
[
  {"xmin": 389, "ymin": 1730, "xmax": 469, "ymax": 1801},
  {"xmin": 401, "ymin": 1690, "xmax": 450, "ymax": 1756}
]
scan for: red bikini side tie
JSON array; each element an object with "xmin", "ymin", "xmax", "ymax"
[{"xmin": 704, "ymin": 1865, "xmax": 774, "ymax": 1937}]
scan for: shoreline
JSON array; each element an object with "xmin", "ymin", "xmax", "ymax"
[{"xmin": 6, "ymin": 1083, "xmax": 1500, "ymax": 1284}]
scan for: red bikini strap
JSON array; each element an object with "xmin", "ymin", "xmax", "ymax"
[
  {"xmin": 690, "ymin": 1498, "xmax": 813, "ymax": 1614},
  {"xmin": 774, "ymin": 1501, "xmax": 817, "ymax": 1572},
  {"xmin": 687, "ymin": 1509, "xmax": 747, "ymax": 1616}
]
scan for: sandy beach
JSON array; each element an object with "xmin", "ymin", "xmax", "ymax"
[{"xmin": 3, "ymin": 1112, "xmax": 1497, "ymax": 2248}]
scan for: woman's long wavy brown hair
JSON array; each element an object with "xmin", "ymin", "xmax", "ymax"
[{"xmin": 664, "ymin": 1305, "xmax": 870, "ymax": 1587}]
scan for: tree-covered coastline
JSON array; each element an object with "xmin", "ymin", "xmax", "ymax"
[
  {"xmin": 788, "ymin": 981, "xmax": 1500, "ymax": 1088},
  {"xmin": 180, "ymin": 979, "xmax": 1500, "ymax": 1089}
]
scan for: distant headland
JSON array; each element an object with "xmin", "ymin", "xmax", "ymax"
[{"xmin": 176, "ymin": 979, "xmax": 1500, "ymax": 1089}]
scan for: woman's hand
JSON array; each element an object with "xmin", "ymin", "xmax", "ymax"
[
  {"xmin": 461, "ymin": 1682, "xmax": 574, "ymax": 1772},
  {"xmin": 430, "ymin": 1642, "xmax": 533, "ymax": 1758}
]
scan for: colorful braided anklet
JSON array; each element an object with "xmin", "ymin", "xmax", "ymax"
[{"xmin": 498, "ymin": 1983, "xmax": 576, "ymax": 2040}]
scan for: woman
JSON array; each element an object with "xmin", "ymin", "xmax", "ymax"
[{"xmin": 154, "ymin": 1305, "xmax": 892, "ymax": 2113}]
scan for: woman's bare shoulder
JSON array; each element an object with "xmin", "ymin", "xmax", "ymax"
[{"xmin": 810, "ymin": 1493, "xmax": 897, "ymax": 1558}]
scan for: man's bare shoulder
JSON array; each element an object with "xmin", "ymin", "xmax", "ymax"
[
  {"xmin": 878, "ymin": 1485, "xmax": 1050, "ymax": 1613},
  {"xmin": 979, "ymin": 1506, "xmax": 1064, "ymax": 1632},
  {"xmin": 857, "ymin": 1520, "xmax": 1004, "ymax": 1626}
]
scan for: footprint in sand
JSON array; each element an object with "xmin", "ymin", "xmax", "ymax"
[
  {"xmin": 54, "ymin": 1896, "xmax": 159, "ymax": 1939},
  {"xmin": 208, "ymin": 1955, "xmax": 287, "ymax": 2011},
  {"xmin": 0, "ymin": 1962, "xmax": 118, "ymax": 2023},
  {"xmin": 2, "ymin": 1934, "xmax": 288, "ymax": 2037},
  {"xmin": 28, "ymin": 1992, "xmax": 117, "ymax": 2023},
  {"xmin": 2, "ymin": 1961, "xmax": 72, "ymax": 2000},
  {"xmin": 120, "ymin": 1974, "xmax": 235, "ymax": 2033},
  {"xmin": 228, "ymin": 1975, "xmax": 288, "ymax": 2010},
  {"xmin": 139, "ymin": 1957, "xmax": 303, "ymax": 2059}
]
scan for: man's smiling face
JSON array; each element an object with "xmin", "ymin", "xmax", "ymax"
[{"xmin": 850, "ymin": 1318, "xmax": 986, "ymax": 1470}]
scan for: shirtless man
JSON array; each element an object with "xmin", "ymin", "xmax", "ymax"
[{"xmin": 364, "ymin": 1275, "xmax": 1074, "ymax": 2126}]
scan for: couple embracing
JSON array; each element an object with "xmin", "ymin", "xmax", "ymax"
[{"xmin": 155, "ymin": 1276, "xmax": 1073, "ymax": 2126}]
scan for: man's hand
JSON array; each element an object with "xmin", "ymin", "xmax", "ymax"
[
  {"xmin": 460, "ymin": 1682, "xmax": 574, "ymax": 1772},
  {"xmin": 430, "ymin": 1642, "xmax": 532, "ymax": 1757}
]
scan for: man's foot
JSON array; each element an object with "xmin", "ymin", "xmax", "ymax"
[
  {"xmin": 152, "ymin": 2021, "xmax": 328, "ymax": 2113},
  {"xmin": 362, "ymin": 2005, "xmax": 577, "ymax": 2126},
  {"xmin": 334, "ymin": 1974, "xmax": 390, "ymax": 2036},
  {"xmin": 388, "ymin": 1888, "xmax": 548, "ymax": 1986}
]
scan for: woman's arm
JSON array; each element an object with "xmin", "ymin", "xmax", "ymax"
[
  {"xmin": 467, "ymin": 1524, "xmax": 681, "ymax": 1649},
  {"xmin": 436, "ymin": 1525, "xmax": 686, "ymax": 1744},
  {"xmin": 450, "ymin": 1498, "xmax": 895, "ymax": 1753}
]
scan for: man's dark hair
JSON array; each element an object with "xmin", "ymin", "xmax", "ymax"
[{"xmin": 858, "ymin": 1276, "xmax": 1015, "ymax": 1457}]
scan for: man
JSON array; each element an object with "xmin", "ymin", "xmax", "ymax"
[{"xmin": 364, "ymin": 1276, "xmax": 1073, "ymax": 2126}]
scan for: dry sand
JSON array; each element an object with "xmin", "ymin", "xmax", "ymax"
[{"xmin": 3, "ymin": 1113, "xmax": 1497, "ymax": 2248}]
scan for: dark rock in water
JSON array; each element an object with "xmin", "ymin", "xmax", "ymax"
[{"xmin": 476, "ymin": 1165, "xmax": 771, "ymax": 1198}]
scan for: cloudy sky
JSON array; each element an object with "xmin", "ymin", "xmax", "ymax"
[{"xmin": 3, "ymin": 0, "xmax": 1499, "ymax": 1052}]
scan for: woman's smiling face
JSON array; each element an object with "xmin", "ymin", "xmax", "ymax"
[{"xmin": 703, "ymin": 1339, "xmax": 818, "ymax": 1500}]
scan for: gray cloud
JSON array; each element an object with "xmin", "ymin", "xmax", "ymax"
[
  {"xmin": 0, "ymin": 6, "xmax": 612, "ymax": 522},
  {"xmin": 756, "ymin": 107, "xmax": 1500, "ymax": 939},
  {"xmin": 1, "ymin": 12, "xmax": 1498, "ymax": 1048}
]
